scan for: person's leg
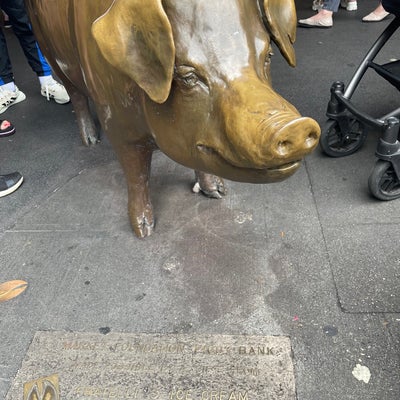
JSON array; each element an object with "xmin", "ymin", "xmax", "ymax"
[
  {"xmin": 2, "ymin": 10, "xmax": 12, "ymax": 28},
  {"xmin": 0, "ymin": 118, "xmax": 15, "ymax": 136},
  {"xmin": 1, "ymin": 0, "xmax": 52, "ymax": 77},
  {"xmin": 0, "ymin": 171, "xmax": 23, "ymax": 197},
  {"xmin": 340, "ymin": 0, "xmax": 358, "ymax": 11},
  {"xmin": 381, "ymin": 0, "xmax": 398, "ymax": 16},
  {"xmin": 1, "ymin": 0, "xmax": 69, "ymax": 103},
  {"xmin": 0, "ymin": 117, "xmax": 23, "ymax": 196},
  {"xmin": 298, "ymin": 0, "xmax": 339, "ymax": 28},
  {"xmin": 0, "ymin": 24, "xmax": 26, "ymax": 113},
  {"xmin": 0, "ymin": 24, "xmax": 14, "ymax": 86},
  {"xmin": 363, "ymin": 2, "xmax": 390, "ymax": 22},
  {"xmin": 322, "ymin": 0, "xmax": 340, "ymax": 12},
  {"xmin": 312, "ymin": 0, "xmax": 323, "ymax": 11}
]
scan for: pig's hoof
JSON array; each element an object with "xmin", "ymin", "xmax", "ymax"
[
  {"xmin": 193, "ymin": 172, "xmax": 227, "ymax": 199},
  {"xmin": 81, "ymin": 131, "xmax": 99, "ymax": 147},
  {"xmin": 131, "ymin": 216, "xmax": 154, "ymax": 238}
]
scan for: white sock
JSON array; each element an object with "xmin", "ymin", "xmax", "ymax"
[
  {"xmin": 39, "ymin": 75, "xmax": 56, "ymax": 86},
  {"xmin": 0, "ymin": 82, "xmax": 16, "ymax": 92}
]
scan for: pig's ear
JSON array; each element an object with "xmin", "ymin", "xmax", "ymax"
[
  {"xmin": 92, "ymin": 0, "xmax": 175, "ymax": 103},
  {"xmin": 261, "ymin": 0, "xmax": 296, "ymax": 67}
]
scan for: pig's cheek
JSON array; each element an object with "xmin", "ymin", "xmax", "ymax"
[{"xmin": 144, "ymin": 86, "xmax": 213, "ymax": 166}]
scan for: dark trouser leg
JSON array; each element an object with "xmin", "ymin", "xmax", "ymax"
[
  {"xmin": 0, "ymin": 26, "xmax": 14, "ymax": 84},
  {"xmin": 1, "ymin": 0, "xmax": 52, "ymax": 77}
]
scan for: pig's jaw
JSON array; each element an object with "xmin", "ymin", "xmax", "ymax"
[{"xmin": 196, "ymin": 143, "xmax": 301, "ymax": 183}]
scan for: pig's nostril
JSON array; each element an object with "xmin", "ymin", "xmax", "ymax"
[
  {"xmin": 271, "ymin": 118, "xmax": 320, "ymax": 159},
  {"xmin": 277, "ymin": 140, "xmax": 291, "ymax": 156},
  {"xmin": 305, "ymin": 132, "xmax": 319, "ymax": 148}
]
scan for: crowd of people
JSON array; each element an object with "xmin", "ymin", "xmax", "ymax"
[
  {"xmin": 0, "ymin": 0, "xmax": 70, "ymax": 198},
  {"xmin": 299, "ymin": 1, "xmax": 390, "ymax": 28}
]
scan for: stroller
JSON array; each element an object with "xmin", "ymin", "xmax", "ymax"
[{"xmin": 319, "ymin": 0, "xmax": 400, "ymax": 200}]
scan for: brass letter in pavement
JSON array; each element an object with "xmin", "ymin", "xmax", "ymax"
[{"xmin": 23, "ymin": 374, "xmax": 60, "ymax": 400}]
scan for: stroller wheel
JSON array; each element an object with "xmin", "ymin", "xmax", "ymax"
[
  {"xmin": 368, "ymin": 160, "xmax": 400, "ymax": 200},
  {"xmin": 320, "ymin": 118, "xmax": 367, "ymax": 157}
]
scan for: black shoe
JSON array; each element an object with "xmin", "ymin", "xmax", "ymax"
[{"xmin": 0, "ymin": 172, "xmax": 23, "ymax": 197}]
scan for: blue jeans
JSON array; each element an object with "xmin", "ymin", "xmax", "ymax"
[
  {"xmin": 322, "ymin": 0, "xmax": 341, "ymax": 12},
  {"xmin": 0, "ymin": 0, "xmax": 52, "ymax": 85}
]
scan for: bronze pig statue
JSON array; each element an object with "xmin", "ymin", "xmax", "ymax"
[{"xmin": 25, "ymin": 0, "xmax": 320, "ymax": 238}]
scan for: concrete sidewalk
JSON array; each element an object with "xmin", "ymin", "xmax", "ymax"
[{"xmin": 1, "ymin": 1, "xmax": 399, "ymax": 399}]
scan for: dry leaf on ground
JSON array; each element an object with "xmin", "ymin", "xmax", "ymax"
[{"xmin": 0, "ymin": 280, "xmax": 28, "ymax": 303}]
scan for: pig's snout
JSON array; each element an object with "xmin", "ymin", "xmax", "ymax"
[
  {"xmin": 269, "ymin": 117, "xmax": 320, "ymax": 160},
  {"xmin": 219, "ymin": 78, "xmax": 321, "ymax": 170}
]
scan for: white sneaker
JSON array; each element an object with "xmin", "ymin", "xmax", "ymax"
[
  {"xmin": 340, "ymin": 0, "xmax": 357, "ymax": 11},
  {"xmin": 41, "ymin": 79, "xmax": 70, "ymax": 104},
  {"xmin": 312, "ymin": 0, "xmax": 323, "ymax": 11},
  {"xmin": 0, "ymin": 86, "xmax": 26, "ymax": 114}
]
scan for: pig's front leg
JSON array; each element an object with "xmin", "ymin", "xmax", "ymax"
[
  {"xmin": 119, "ymin": 144, "xmax": 154, "ymax": 238},
  {"xmin": 192, "ymin": 171, "xmax": 227, "ymax": 199}
]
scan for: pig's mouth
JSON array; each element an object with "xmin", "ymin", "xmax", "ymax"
[
  {"xmin": 267, "ymin": 160, "xmax": 301, "ymax": 172},
  {"xmin": 196, "ymin": 144, "xmax": 301, "ymax": 173}
]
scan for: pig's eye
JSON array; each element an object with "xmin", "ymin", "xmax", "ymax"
[
  {"xmin": 175, "ymin": 66, "xmax": 203, "ymax": 89},
  {"xmin": 181, "ymin": 72, "xmax": 199, "ymax": 88}
]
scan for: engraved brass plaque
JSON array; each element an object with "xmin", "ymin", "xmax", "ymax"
[{"xmin": 7, "ymin": 332, "xmax": 295, "ymax": 399}]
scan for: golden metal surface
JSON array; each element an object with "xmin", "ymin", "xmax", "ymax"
[
  {"xmin": 23, "ymin": 375, "xmax": 60, "ymax": 400},
  {"xmin": 25, "ymin": 0, "xmax": 320, "ymax": 237}
]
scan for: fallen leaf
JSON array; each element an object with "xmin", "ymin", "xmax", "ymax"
[{"xmin": 0, "ymin": 280, "xmax": 28, "ymax": 303}]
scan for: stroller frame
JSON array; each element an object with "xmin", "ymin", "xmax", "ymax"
[{"xmin": 320, "ymin": 16, "xmax": 400, "ymax": 200}]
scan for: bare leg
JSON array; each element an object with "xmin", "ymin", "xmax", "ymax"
[
  {"xmin": 298, "ymin": 9, "xmax": 333, "ymax": 28},
  {"xmin": 363, "ymin": 2, "xmax": 390, "ymax": 21}
]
